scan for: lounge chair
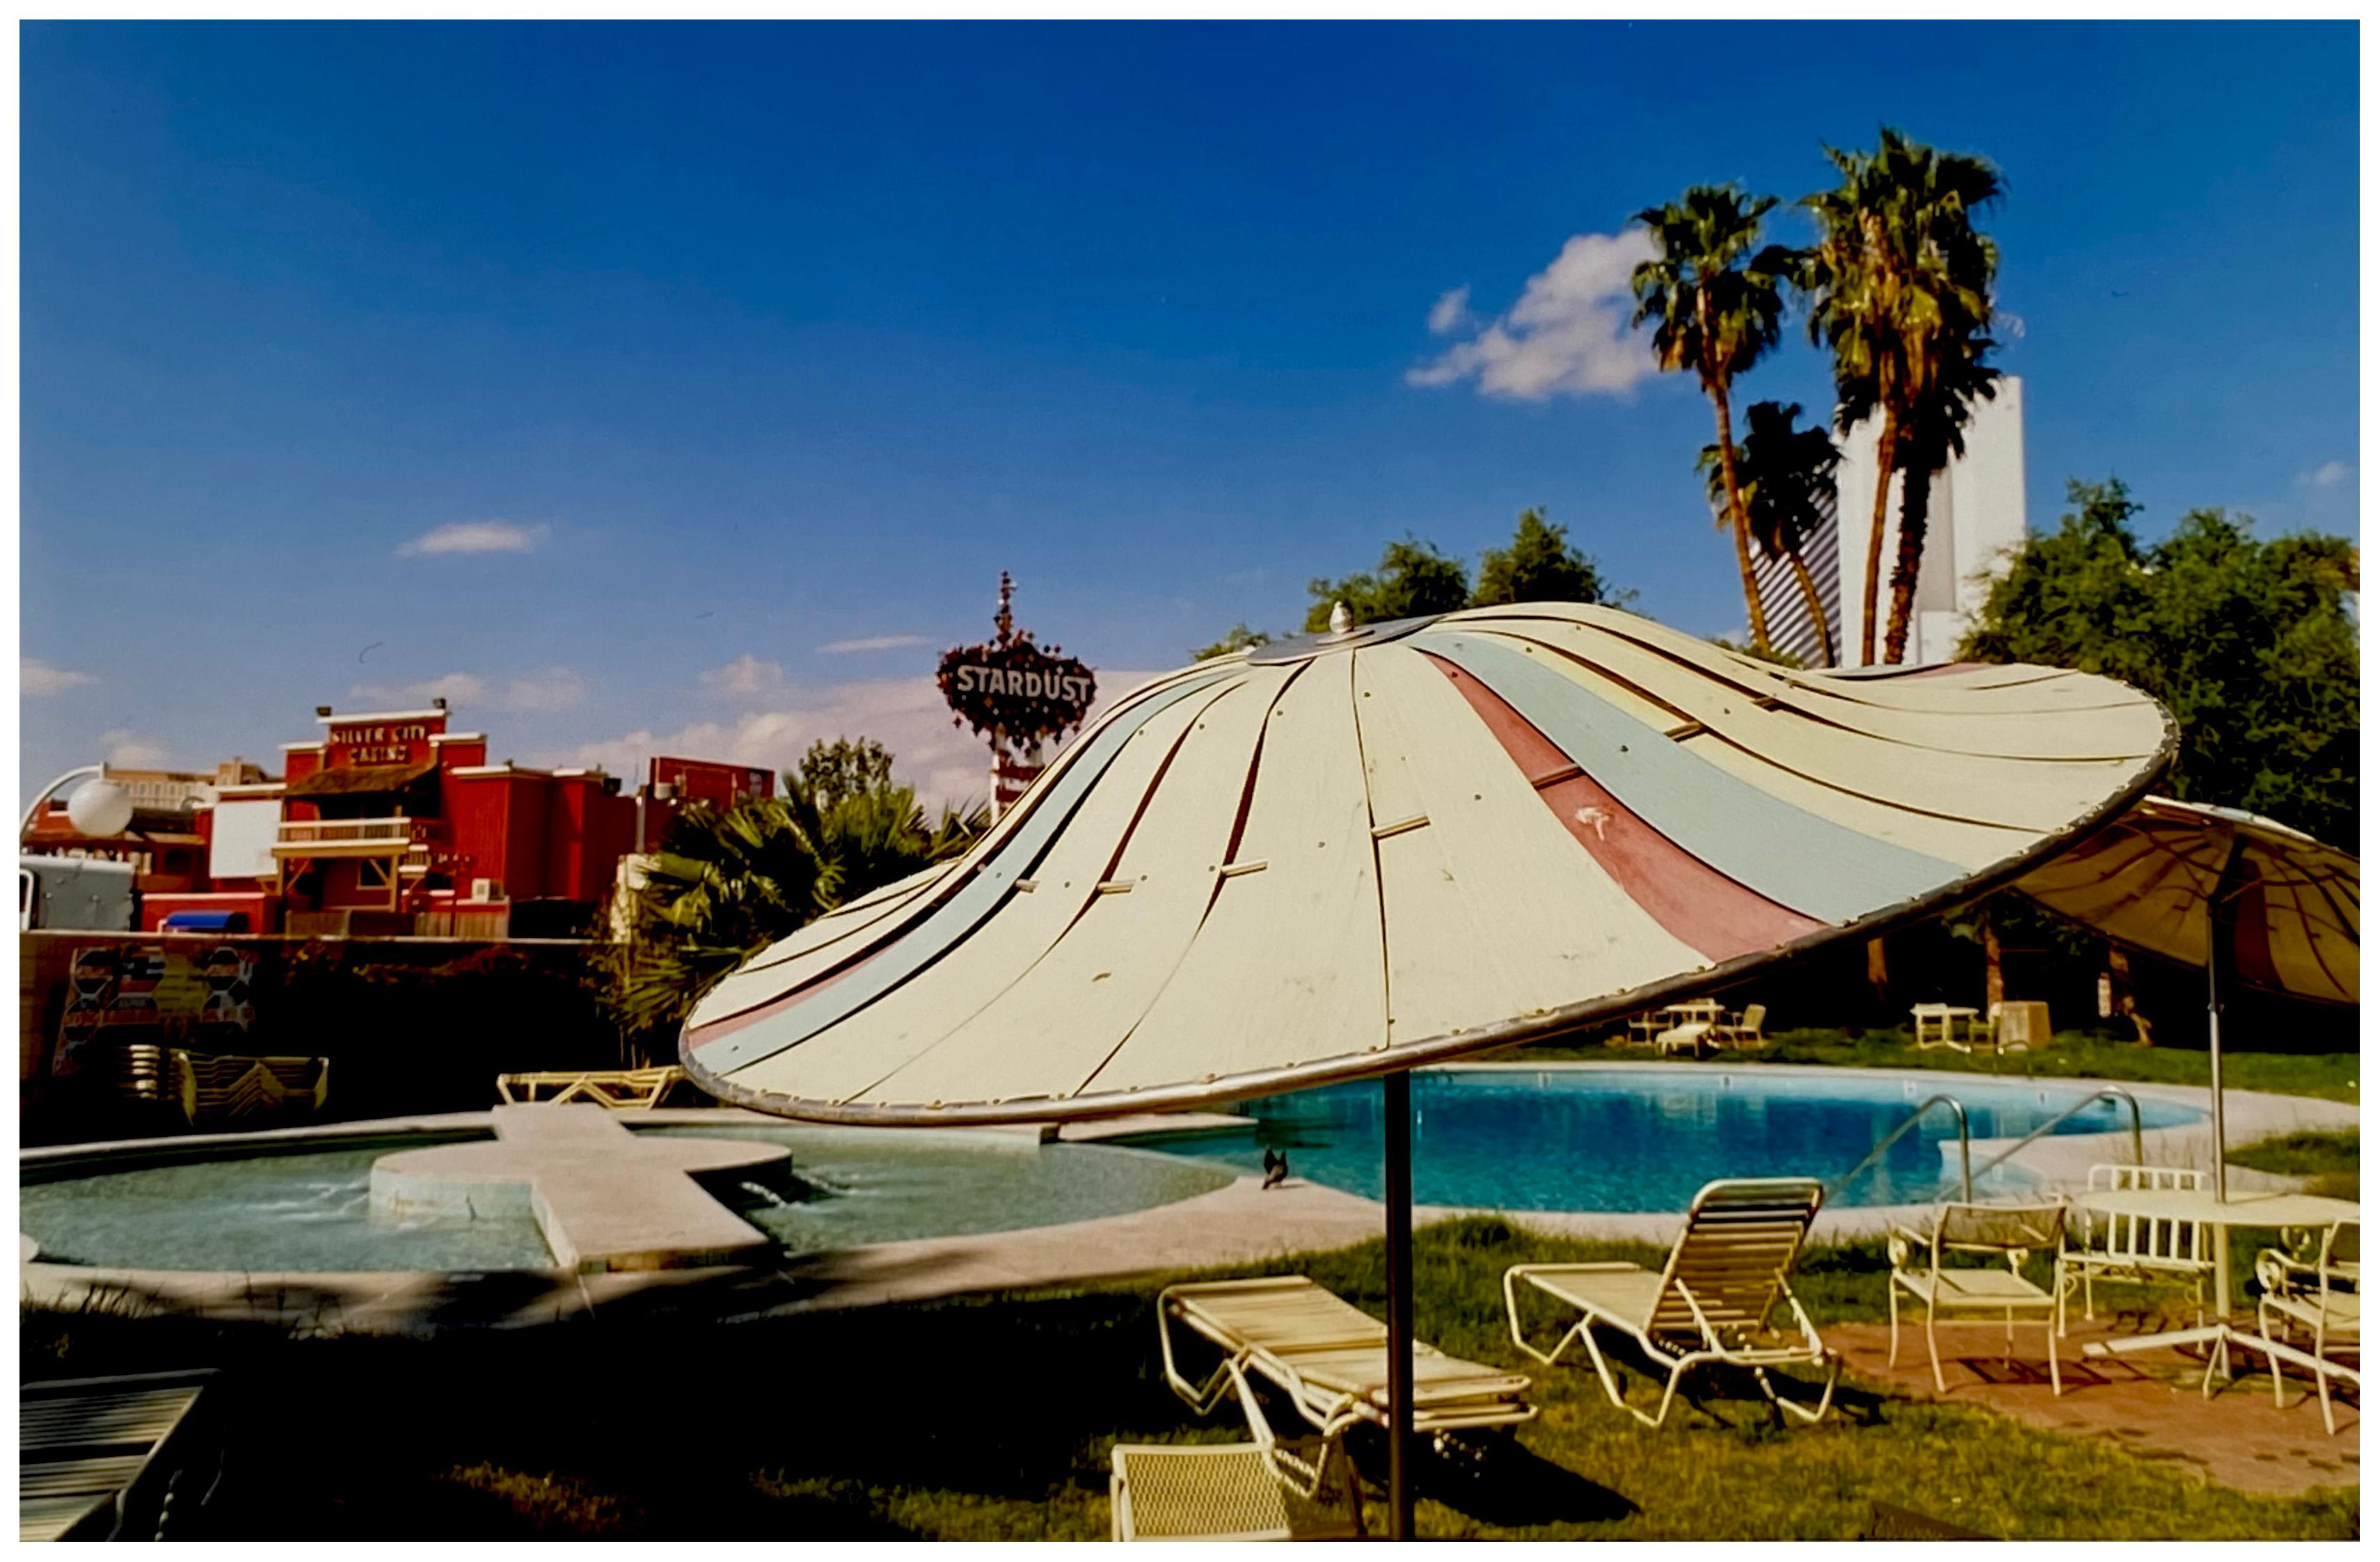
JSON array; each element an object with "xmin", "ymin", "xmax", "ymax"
[
  {"xmin": 1502, "ymin": 1177, "xmax": 1839, "ymax": 1428},
  {"xmin": 1710, "ymin": 1003, "xmax": 1767, "ymax": 1050},
  {"xmin": 1158, "ymin": 1275, "xmax": 1537, "ymax": 1446},
  {"xmin": 2244, "ymin": 1220, "xmax": 2359, "ymax": 1435},
  {"xmin": 1653, "ymin": 1022, "xmax": 1713, "ymax": 1058},
  {"xmin": 1889, "ymin": 1201, "xmax": 2068, "ymax": 1394},
  {"xmin": 495, "ymin": 1065, "xmax": 687, "ymax": 1110},
  {"xmin": 20, "ymin": 1369, "xmax": 217, "ymax": 1542},
  {"xmin": 1111, "ymin": 1360, "xmax": 1364, "ymax": 1541},
  {"xmin": 2054, "ymin": 1165, "xmax": 2212, "ymax": 1334}
]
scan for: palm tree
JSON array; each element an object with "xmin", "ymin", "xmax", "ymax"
[
  {"xmin": 1800, "ymin": 129, "xmax": 2002, "ymax": 665},
  {"xmin": 1699, "ymin": 400, "xmax": 1840, "ymax": 666},
  {"xmin": 607, "ymin": 780, "xmax": 989, "ymax": 1041},
  {"xmin": 1633, "ymin": 186, "xmax": 1795, "ymax": 653},
  {"xmin": 609, "ymin": 792, "xmax": 841, "ymax": 1036},
  {"xmin": 1882, "ymin": 323, "xmax": 2000, "ymax": 664}
]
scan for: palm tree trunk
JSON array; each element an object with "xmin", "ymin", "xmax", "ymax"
[
  {"xmin": 1859, "ymin": 405, "xmax": 1898, "ymax": 667},
  {"xmin": 1882, "ymin": 436, "xmax": 1937, "ymax": 666},
  {"xmin": 1785, "ymin": 545, "xmax": 1834, "ymax": 666},
  {"xmin": 1711, "ymin": 383, "xmax": 1773, "ymax": 653}
]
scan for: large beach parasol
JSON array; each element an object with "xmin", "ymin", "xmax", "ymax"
[
  {"xmin": 685, "ymin": 603, "xmax": 2173, "ymax": 1535},
  {"xmin": 2015, "ymin": 795, "xmax": 2358, "ymax": 1199}
]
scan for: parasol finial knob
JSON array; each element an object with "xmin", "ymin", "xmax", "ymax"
[{"xmin": 1328, "ymin": 600, "xmax": 1354, "ymax": 635}]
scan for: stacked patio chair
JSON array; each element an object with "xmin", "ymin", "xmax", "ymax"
[
  {"xmin": 2054, "ymin": 1164, "xmax": 2214, "ymax": 1334},
  {"xmin": 1502, "ymin": 1177, "xmax": 1839, "ymax": 1428},
  {"xmin": 494, "ymin": 1065, "xmax": 688, "ymax": 1110},
  {"xmin": 1110, "ymin": 1359, "xmax": 1365, "ymax": 1541},
  {"xmin": 20, "ymin": 1369, "xmax": 218, "ymax": 1542},
  {"xmin": 1159, "ymin": 1275, "xmax": 1536, "ymax": 1448},
  {"xmin": 2246, "ymin": 1220, "xmax": 2359, "ymax": 1435},
  {"xmin": 1888, "ymin": 1200, "xmax": 2070, "ymax": 1395}
]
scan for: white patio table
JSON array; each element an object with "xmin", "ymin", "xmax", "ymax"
[{"xmin": 2073, "ymin": 1186, "xmax": 2360, "ymax": 1384}]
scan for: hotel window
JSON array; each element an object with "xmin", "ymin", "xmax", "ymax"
[{"xmin": 358, "ymin": 858, "xmax": 395, "ymax": 890}]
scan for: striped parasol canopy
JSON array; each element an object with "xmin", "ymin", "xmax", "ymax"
[
  {"xmin": 681, "ymin": 603, "xmax": 2176, "ymax": 1124},
  {"xmin": 2015, "ymin": 796, "xmax": 2356, "ymax": 1006}
]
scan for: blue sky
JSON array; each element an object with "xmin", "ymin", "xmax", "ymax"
[{"xmin": 20, "ymin": 21, "xmax": 2359, "ymax": 806}]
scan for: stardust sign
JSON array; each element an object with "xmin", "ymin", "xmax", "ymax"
[
  {"xmin": 936, "ymin": 640, "xmax": 1097, "ymax": 744},
  {"xmin": 947, "ymin": 662, "xmax": 1095, "ymax": 706}
]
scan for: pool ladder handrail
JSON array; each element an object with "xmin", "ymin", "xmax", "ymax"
[
  {"xmin": 1825, "ymin": 1094, "xmax": 1974, "ymax": 1206},
  {"xmin": 1962, "ymin": 1086, "xmax": 2145, "ymax": 1190}
]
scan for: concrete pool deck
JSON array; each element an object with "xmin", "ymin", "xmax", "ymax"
[{"xmin": 18, "ymin": 1068, "xmax": 2356, "ymax": 1336}]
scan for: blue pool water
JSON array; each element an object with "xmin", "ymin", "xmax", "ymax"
[
  {"xmin": 19, "ymin": 1126, "xmax": 1234, "ymax": 1273},
  {"xmin": 1136, "ymin": 1068, "xmax": 2202, "ymax": 1212}
]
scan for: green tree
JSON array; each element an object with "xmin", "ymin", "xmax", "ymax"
[
  {"xmin": 791, "ymin": 736, "xmax": 894, "ymax": 810},
  {"xmin": 1303, "ymin": 535, "xmax": 1471, "ymax": 631},
  {"xmin": 1802, "ymin": 129, "xmax": 2002, "ymax": 666},
  {"xmin": 1699, "ymin": 401, "xmax": 1840, "ymax": 667},
  {"xmin": 607, "ymin": 792, "xmax": 841, "ymax": 1036},
  {"xmin": 608, "ymin": 743, "xmax": 990, "ymax": 1038},
  {"xmin": 1471, "ymin": 508, "xmax": 1625, "ymax": 608},
  {"xmin": 1960, "ymin": 479, "xmax": 2360, "ymax": 846},
  {"xmin": 1191, "ymin": 624, "xmax": 1274, "ymax": 660},
  {"xmin": 1631, "ymin": 184, "xmax": 1794, "ymax": 653}
]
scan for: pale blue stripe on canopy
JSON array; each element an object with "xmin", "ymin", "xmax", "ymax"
[
  {"xmin": 1413, "ymin": 630, "xmax": 1965, "ymax": 925},
  {"xmin": 691, "ymin": 664, "xmax": 1243, "ymax": 1074}
]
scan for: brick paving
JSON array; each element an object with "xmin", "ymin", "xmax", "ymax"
[{"xmin": 1831, "ymin": 1316, "xmax": 2358, "ymax": 1497}]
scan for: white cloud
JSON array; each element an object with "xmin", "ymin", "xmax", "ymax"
[
  {"xmin": 564, "ymin": 668, "xmax": 1170, "ymax": 811},
  {"xmin": 22, "ymin": 658, "xmax": 98, "ymax": 697},
  {"xmin": 499, "ymin": 667, "xmax": 587, "ymax": 712},
  {"xmin": 98, "ymin": 729, "xmax": 171, "ymax": 767},
  {"xmin": 1425, "ymin": 285, "xmax": 1474, "ymax": 336},
  {"xmin": 700, "ymin": 654, "xmax": 790, "ymax": 698},
  {"xmin": 396, "ymin": 520, "xmax": 548, "ymax": 557},
  {"xmin": 816, "ymin": 635, "xmax": 931, "ymax": 655},
  {"xmin": 347, "ymin": 667, "xmax": 584, "ymax": 714},
  {"xmin": 2301, "ymin": 461, "xmax": 2355, "ymax": 489},
  {"xmin": 1406, "ymin": 229, "xmax": 1660, "ymax": 401}
]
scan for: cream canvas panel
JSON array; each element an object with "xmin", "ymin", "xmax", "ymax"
[
  {"xmin": 728, "ymin": 681, "xmax": 1228, "ymax": 1103},
  {"xmin": 1675, "ymin": 733, "xmax": 2036, "ymax": 870},
  {"xmin": 697, "ymin": 666, "xmax": 1228, "ymax": 1006},
  {"xmin": 1529, "ymin": 616, "xmax": 2166, "ymax": 758},
  {"xmin": 1474, "ymin": 623, "xmax": 2147, "ymax": 832},
  {"xmin": 1353, "ymin": 652, "xmax": 1528, "ymax": 1046},
  {"xmin": 1086, "ymin": 655, "xmax": 1390, "ymax": 1094},
  {"xmin": 866, "ymin": 671, "xmax": 1287, "ymax": 1107},
  {"xmin": 1354, "ymin": 644, "xmax": 1706, "ymax": 1019},
  {"xmin": 695, "ymin": 859, "xmax": 955, "ymax": 1019},
  {"xmin": 1524, "ymin": 609, "xmax": 2113, "ymax": 711},
  {"xmin": 688, "ymin": 663, "xmax": 1239, "ymax": 1064}
]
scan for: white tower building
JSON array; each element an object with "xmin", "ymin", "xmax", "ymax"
[{"xmin": 1754, "ymin": 376, "xmax": 2027, "ymax": 667}]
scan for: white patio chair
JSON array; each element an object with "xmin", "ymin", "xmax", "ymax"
[
  {"xmin": 1111, "ymin": 1360, "xmax": 1364, "ymax": 1541},
  {"xmin": 2055, "ymin": 1164, "xmax": 2214, "ymax": 1334},
  {"xmin": 1504, "ymin": 1177, "xmax": 1839, "ymax": 1428},
  {"xmin": 1889, "ymin": 1200, "xmax": 2069, "ymax": 1395},
  {"xmin": 2245, "ymin": 1220, "xmax": 2359, "ymax": 1435}
]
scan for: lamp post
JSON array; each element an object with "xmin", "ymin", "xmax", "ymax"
[{"xmin": 19, "ymin": 766, "xmax": 135, "ymax": 843}]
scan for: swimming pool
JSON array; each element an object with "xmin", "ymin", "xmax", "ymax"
[
  {"xmin": 18, "ymin": 1125, "xmax": 1235, "ymax": 1273},
  {"xmin": 1134, "ymin": 1067, "xmax": 2203, "ymax": 1212}
]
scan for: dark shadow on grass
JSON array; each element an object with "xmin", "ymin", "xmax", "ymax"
[{"xmin": 1402, "ymin": 1430, "xmax": 1639, "ymax": 1527}]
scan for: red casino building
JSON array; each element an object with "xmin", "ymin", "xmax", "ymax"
[{"xmin": 140, "ymin": 702, "xmax": 771, "ymax": 937}]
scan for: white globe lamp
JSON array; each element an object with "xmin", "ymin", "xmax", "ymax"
[{"xmin": 65, "ymin": 779, "xmax": 135, "ymax": 838}]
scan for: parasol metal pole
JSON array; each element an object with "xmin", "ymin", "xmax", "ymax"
[
  {"xmin": 2204, "ymin": 828, "xmax": 2248, "ymax": 1338},
  {"xmin": 1383, "ymin": 1069, "xmax": 1415, "ymax": 1541}
]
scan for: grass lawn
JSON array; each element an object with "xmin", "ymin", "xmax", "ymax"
[
  {"xmin": 1509, "ymin": 1026, "xmax": 2360, "ymax": 1103},
  {"xmin": 2230, "ymin": 1129, "xmax": 2361, "ymax": 1203},
  {"xmin": 23, "ymin": 1219, "xmax": 2357, "ymax": 1540}
]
